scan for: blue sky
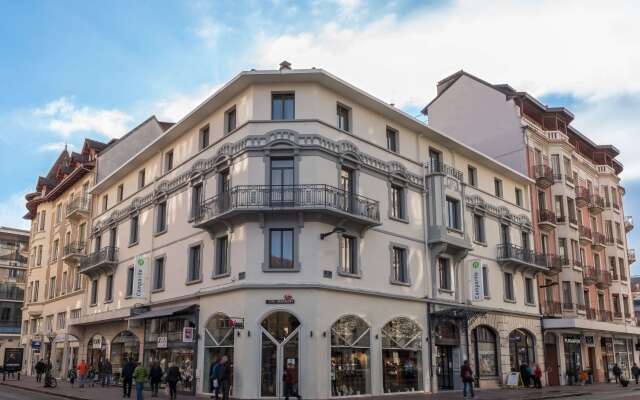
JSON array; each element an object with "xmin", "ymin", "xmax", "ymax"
[{"xmin": 1, "ymin": 0, "xmax": 639, "ymax": 271}]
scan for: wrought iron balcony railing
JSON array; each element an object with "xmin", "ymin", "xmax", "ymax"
[
  {"xmin": 575, "ymin": 186, "xmax": 589, "ymax": 207},
  {"xmin": 586, "ymin": 308, "xmax": 597, "ymax": 320},
  {"xmin": 541, "ymin": 301, "xmax": 562, "ymax": 316},
  {"xmin": 596, "ymin": 269, "xmax": 612, "ymax": 288},
  {"xmin": 589, "ymin": 194, "xmax": 605, "ymax": 213},
  {"xmin": 592, "ymin": 232, "xmax": 606, "ymax": 248},
  {"xmin": 533, "ymin": 164, "xmax": 554, "ymax": 188},
  {"xmin": 79, "ymin": 246, "xmax": 118, "ymax": 276},
  {"xmin": 425, "ymin": 160, "xmax": 464, "ymax": 180},
  {"xmin": 624, "ymin": 215, "xmax": 634, "ymax": 232},
  {"xmin": 66, "ymin": 195, "xmax": 91, "ymax": 217},
  {"xmin": 497, "ymin": 243, "xmax": 549, "ymax": 271},
  {"xmin": 598, "ymin": 309, "xmax": 613, "ymax": 322}
]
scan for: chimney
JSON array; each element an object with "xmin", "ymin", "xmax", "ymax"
[{"xmin": 279, "ymin": 60, "xmax": 292, "ymax": 71}]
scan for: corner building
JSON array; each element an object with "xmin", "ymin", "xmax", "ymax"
[
  {"xmin": 26, "ymin": 64, "xmax": 545, "ymax": 398},
  {"xmin": 425, "ymin": 70, "xmax": 640, "ymax": 386}
]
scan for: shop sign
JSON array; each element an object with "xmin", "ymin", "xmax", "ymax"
[
  {"xmin": 92, "ymin": 336, "xmax": 103, "ymax": 349},
  {"xmin": 469, "ymin": 260, "xmax": 484, "ymax": 301},
  {"xmin": 182, "ymin": 327, "xmax": 194, "ymax": 343},
  {"xmin": 157, "ymin": 336, "xmax": 168, "ymax": 349},
  {"xmin": 230, "ymin": 317, "xmax": 245, "ymax": 329},
  {"xmin": 563, "ymin": 335, "xmax": 582, "ymax": 344},
  {"xmin": 266, "ymin": 294, "xmax": 295, "ymax": 305},
  {"xmin": 585, "ymin": 336, "xmax": 595, "ymax": 347},
  {"xmin": 132, "ymin": 255, "xmax": 147, "ymax": 299},
  {"xmin": 31, "ymin": 340, "xmax": 41, "ymax": 349}
]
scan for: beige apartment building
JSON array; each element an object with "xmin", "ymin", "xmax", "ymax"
[
  {"xmin": 425, "ymin": 70, "xmax": 639, "ymax": 386},
  {"xmin": 15, "ymin": 63, "xmax": 558, "ymax": 399}
]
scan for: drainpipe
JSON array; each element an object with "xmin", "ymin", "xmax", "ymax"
[
  {"xmin": 427, "ymin": 302, "xmax": 434, "ymax": 393},
  {"xmin": 422, "ymin": 160, "xmax": 435, "ymax": 393}
]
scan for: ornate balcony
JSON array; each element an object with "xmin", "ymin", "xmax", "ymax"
[
  {"xmin": 598, "ymin": 309, "xmax": 613, "ymax": 322},
  {"xmin": 592, "ymin": 232, "xmax": 606, "ymax": 250},
  {"xmin": 625, "ymin": 216, "xmax": 634, "ymax": 232},
  {"xmin": 66, "ymin": 196, "xmax": 90, "ymax": 221},
  {"xmin": 79, "ymin": 246, "xmax": 118, "ymax": 278},
  {"xmin": 425, "ymin": 160, "xmax": 464, "ymax": 180},
  {"xmin": 588, "ymin": 194, "xmax": 604, "ymax": 215},
  {"xmin": 582, "ymin": 266, "xmax": 597, "ymax": 286},
  {"xmin": 496, "ymin": 244, "xmax": 549, "ymax": 273},
  {"xmin": 194, "ymin": 185, "xmax": 381, "ymax": 232},
  {"xmin": 629, "ymin": 249, "xmax": 636, "ymax": 264},
  {"xmin": 544, "ymin": 254, "xmax": 563, "ymax": 275},
  {"xmin": 575, "ymin": 186, "xmax": 589, "ymax": 208},
  {"xmin": 538, "ymin": 209, "xmax": 557, "ymax": 231},
  {"xmin": 541, "ymin": 301, "xmax": 562, "ymax": 317},
  {"xmin": 595, "ymin": 269, "xmax": 612, "ymax": 289},
  {"xmin": 578, "ymin": 225, "xmax": 593, "ymax": 245},
  {"xmin": 62, "ymin": 241, "xmax": 86, "ymax": 264},
  {"xmin": 586, "ymin": 308, "xmax": 597, "ymax": 320},
  {"xmin": 533, "ymin": 164, "xmax": 554, "ymax": 189}
]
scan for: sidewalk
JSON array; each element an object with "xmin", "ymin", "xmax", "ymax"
[{"xmin": 3, "ymin": 375, "xmax": 640, "ymax": 400}]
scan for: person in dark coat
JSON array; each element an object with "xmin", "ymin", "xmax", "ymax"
[
  {"xmin": 35, "ymin": 359, "xmax": 45, "ymax": 383},
  {"xmin": 149, "ymin": 362, "xmax": 163, "ymax": 397},
  {"xmin": 613, "ymin": 363, "xmax": 622, "ymax": 383},
  {"xmin": 460, "ymin": 360, "xmax": 474, "ymax": 399},
  {"xmin": 520, "ymin": 363, "xmax": 531, "ymax": 387},
  {"xmin": 209, "ymin": 357, "xmax": 221, "ymax": 399},
  {"xmin": 283, "ymin": 362, "xmax": 301, "ymax": 400},
  {"xmin": 218, "ymin": 356, "xmax": 232, "ymax": 400},
  {"xmin": 122, "ymin": 359, "xmax": 137, "ymax": 398},
  {"xmin": 166, "ymin": 362, "xmax": 181, "ymax": 400},
  {"xmin": 632, "ymin": 363, "xmax": 640, "ymax": 384}
]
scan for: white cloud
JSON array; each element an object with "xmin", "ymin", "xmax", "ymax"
[
  {"xmin": 34, "ymin": 97, "xmax": 133, "ymax": 139},
  {"xmin": 37, "ymin": 142, "xmax": 74, "ymax": 153},
  {"xmin": 0, "ymin": 190, "xmax": 30, "ymax": 230},
  {"xmin": 192, "ymin": 17, "xmax": 230, "ymax": 47},
  {"xmin": 154, "ymin": 83, "xmax": 223, "ymax": 122}
]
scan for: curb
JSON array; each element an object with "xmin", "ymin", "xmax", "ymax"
[{"xmin": 0, "ymin": 381, "xmax": 87, "ymax": 400}]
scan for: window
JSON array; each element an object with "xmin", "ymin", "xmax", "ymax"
[
  {"xmin": 155, "ymin": 201, "xmax": 167, "ymax": 233},
  {"xmin": 559, "ymin": 238, "xmax": 568, "ymax": 260},
  {"xmin": 504, "ymin": 272, "xmax": 514, "ymax": 300},
  {"xmin": 271, "ymin": 93, "xmax": 295, "ymax": 120},
  {"xmin": 57, "ymin": 312, "xmax": 66, "ymax": 330},
  {"xmin": 138, "ymin": 169, "xmax": 146, "ymax": 189},
  {"xmin": 55, "ymin": 204, "xmax": 61, "ymax": 224},
  {"xmin": 129, "ymin": 214, "xmax": 139, "ymax": 245},
  {"xmin": 446, "ymin": 197, "xmax": 461, "ymax": 230},
  {"xmin": 188, "ymin": 244, "xmax": 202, "ymax": 282},
  {"xmin": 40, "ymin": 211, "xmax": 46, "ymax": 231},
  {"xmin": 90, "ymin": 279, "xmax": 98, "ymax": 305},
  {"xmin": 562, "ymin": 281, "xmax": 572, "ymax": 309},
  {"xmin": 52, "ymin": 239, "xmax": 59, "ymax": 261},
  {"xmin": 623, "ymin": 295, "xmax": 630, "ymax": 317},
  {"xmin": 102, "ymin": 195, "xmax": 108, "ymax": 212},
  {"xmin": 550, "ymin": 154, "xmax": 561, "ymax": 179},
  {"xmin": 619, "ymin": 257, "xmax": 627, "ymax": 281},
  {"xmin": 219, "ymin": 169, "xmax": 231, "ymax": 194},
  {"xmin": 500, "ymin": 224, "xmax": 510, "ymax": 246},
  {"xmin": 567, "ymin": 198, "xmax": 577, "ymax": 223},
  {"xmin": 438, "ymin": 257, "xmax": 451, "ymax": 290},
  {"xmin": 386, "ymin": 127, "xmax": 398, "ymax": 152},
  {"xmin": 515, "ymin": 188, "xmax": 523, "ymax": 207},
  {"xmin": 339, "ymin": 235, "xmax": 358, "ymax": 275},
  {"xmin": 468, "ymin": 165, "xmax": 477, "ymax": 187},
  {"xmin": 482, "ymin": 265, "xmax": 489, "ymax": 298},
  {"xmin": 215, "ymin": 236, "xmax": 229, "ymax": 276},
  {"xmin": 48, "ymin": 276, "xmax": 56, "ymax": 299},
  {"xmin": 225, "ymin": 107, "xmax": 237, "ymax": 134},
  {"xmin": 164, "ymin": 150, "xmax": 174, "ymax": 173},
  {"xmin": 269, "ymin": 229, "xmax": 294, "ymax": 269},
  {"xmin": 199, "ymin": 124, "xmax": 210, "ymax": 149},
  {"xmin": 391, "ymin": 246, "xmax": 408, "ymax": 283},
  {"xmin": 123, "ymin": 266, "xmax": 134, "ymax": 297},
  {"xmin": 525, "ymin": 277, "xmax": 535, "ymax": 304},
  {"xmin": 337, "ymin": 103, "xmax": 350, "ymax": 131},
  {"xmin": 105, "ymin": 274, "xmax": 113, "ymax": 302},
  {"xmin": 74, "ymin": 268, "xmax": 81, "ymax": 291},
  {"xmin": 473, "ymin": 214, "xmax": 485, "ymax": 243},
  {"xmin": 331, "ymin": 316, "xmax": 372, "ymax": 395},
  {"xmin": 153, "ymin": 257, "xmax": 165, "ymax": 291},
  {"xmin": 61, "ymin": 271, "xmax": 67, "ymax": 294},
  {"xmin": 36, "ymin": 245, "xmax": 42, "ymax": 266},
  {"xmin": 390, "ymin": 185, "xmax": 405, "ymax": 220},
  {"xmin": 609, "ymin": 257, "xmax": 618, "ymax": 280},
  {"xmin": 117, "ymin": 184, "xmax": 124, "ymax": 202},
  {"xmin": 33, "ymin": 281, "xmax": 39, "ymax": 302},
  {"xmin": 613, "ymin": 294, "xmax": 621, "ymax": 316},
  {"xmin": 575, "ymin": 282, "xmax": 584, "ymax": 306},
  {"xmin": 494, "ymin": 178, "xmax": 503, "ymax": 198},
  {"xmin": 191, "ymin": 184, "xmax": 203, "ymax": 220}
]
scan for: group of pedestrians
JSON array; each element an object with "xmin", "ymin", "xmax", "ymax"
[
  {"xmin": 208, "ymin": 355, "xmax": 231, "ymax": 400},
  {"xmin": 519, "ymin": 362, "xmax": 543, "ymax": 388}
]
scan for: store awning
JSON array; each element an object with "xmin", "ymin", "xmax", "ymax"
[{"xmin": 128, "ymin": 304, "xmax": 196, "ymax": 320}]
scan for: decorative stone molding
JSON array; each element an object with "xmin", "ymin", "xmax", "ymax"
[{"xmin": 466, "ymin": 194, "xmax": 531, "ymax": 229}]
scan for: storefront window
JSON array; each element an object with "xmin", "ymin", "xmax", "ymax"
[
  {"xmin": 381, "ymin": 317, "xmax": 423, "ymax": 393},
  {"xmin": 331, "ymin": 315, "xmax": 371, "ymax": 396},
  {"xmin": 508, "ymin": 329, "xmax": 535, "ymax": 371},
  {"xmin": 614, "ymin": 339, "xmax": 630, "ymax": 377},
  {"xmin": 473, "ymin": 326, "xmax": 498, "ymax": 377},
  {"xmin": 87, "ymin": 334, "xmax": 107, "ymax": 369},
  {"xmin": 111, "ymin": 331, "xmax": 141, "ymax": 382},
  {"xmin": 563, "ymin": 336, "xmax": 582, "ymax": 383},
  {"xmin": 203, "ymin": 314, "xmax": 234, "ymax": 394}
]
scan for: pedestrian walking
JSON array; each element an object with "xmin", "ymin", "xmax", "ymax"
[
  {"xmin": 632, "ymin": 363, "xmax": 640, "ymax": 384},
  {"xmin": 533, "ymin": 364, "xmax": 543, "ymax": 389},
  {"xmin": 520, "ymin": 363, "xmax": 531, "ymax": 387},
  {"xmin": 77, "ymin": 359, "xmax": 88, "ymax": 388},
  {"xmin": 87, "ymin": 364, "xmax": 97, "ymax": 387},
  {"xmin": 218, "ymin": 356, "xmax": 232, "ymax": 400},
  {"xmin": 133, "ymin": 362, "xmax": 149, "ymax": 400},
  {"xmin": 149, "ymin": 361, "xmax": 163, "ymax": 397},
  {"xmin": 283, "ymin": 362, "xmax": 301, "ymax": 400},
  {"xmin": 98, "ymin": 359, "xmax": 105, "ymax": 387},
  {"xmin": 35, "ymin": 359, "xmax": 45, "ymax": 383},
  {"xmin": 209, "ymin": 357, "xmax": 220, "ymax": 399},
  {"xmin": 461, "ymin": 360, "xmax": 475, "ymax": 399},
  {"xmin": 68, "ymin": 367, "xmax": 77, "ymax": 387},
  {"xmin": 166, "ymin": 362, "xmax": 182, "ymax": 400},
  {"xmin": 103, "ymin": 358, "xmax": 113, "ymax": 387},
  {"xmin": 122, "ymin": 358, "xmax": 136, "ymax": 398},
  {"xmin": 613, "ymin": 363, "xmax": 622, "ymax": 383}
]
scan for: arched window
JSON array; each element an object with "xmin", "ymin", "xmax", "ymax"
[
  {"xmin": 87, "ymin": 334, "xmax": 106, "ymax": 369},
  {"xmin": 472, "ymin": 326, "xmax": 498, "ymax": 377},
  {"xmin": 110, "ymin": 331, "xmax": 140, "ymax": 381},
  {"xmin": 203, "ymin": 313, "xmax": 235, "ymax": 395},
  {"xmin": 330, "ymin": 315, "xmax": 371, "ymax": 396},
  {"xmin": 509, "ymin": 329, "xmax": 535, "ymax": 370},
  {"xmin": 381, "ymin": 317, "xmax": 423, "ymax": 393}
]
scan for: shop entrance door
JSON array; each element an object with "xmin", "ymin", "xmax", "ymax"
[
  {"xmin": 544, "ymin": 342, "xmax": 559, "ymax": 386},
  {"xmin": 588, "ymin": 347, "xmax": 596, "ymax": 382},
  {"xmin": 436, "ymin": 345, "xmax": 454, "ymax": 390},
  {"xmin": 260, "ymin": 312, "xmax": 300, "ymax": 398}
]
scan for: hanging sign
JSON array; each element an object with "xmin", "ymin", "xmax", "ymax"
[
  {"xmin": 469, "ymin": 260, "xmax": 484, "ymax": 301},
  {"xmin": 157, "ymin": 336, "xmax": 168, "ymax": 349},
  {"xmin": 266, "ymin": 294, "xmax": 295, "ymax": 305},
  {"xmin": 182, "ymin": 327, "xmax": 194, "ymax": 343},
  {"xmin": 230, "ymin": 317, "xmax": 245, "ymax": 329},
  {"xmin": 563, "ymin": 335, "xmax": 582, "ymax": 344},
  {"xmin": 31, "ymin": 340, "xmax": 42, "ymax": 349},
  {"xmin": 132, "ymin": 255, "xmax": 147, "ymax": 299},
  {"xmin": 92, "ymin": 336, "xmax": 103, "ymax": 349}
]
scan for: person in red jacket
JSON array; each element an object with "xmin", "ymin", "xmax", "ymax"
[
  {"xmin": 460, "ymin": 360, "xmax": 474, "ymax": 399},
  {"xmin": 283, "ymin": 363, "xmax": 301, "ymax": 400},
  {"xmin": 533, "ymin": 364, "xmax": 543, "ymax": 389}
]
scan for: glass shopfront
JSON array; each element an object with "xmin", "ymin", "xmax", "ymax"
[
  {"xmin": 472, "ymin": 326, "xmax": 498, "ymax": 377},
  {"xmin": 203, "ymin": 314, "xmax": 234, "ymax": 395},
  {"xmin": 381, "ymin": 317, "xmax": 423, "ymax": 393},
  {"xmin": 563, "ymin": 336, "xmax": 582, "ymax": 383},
  {"xmin": 509, "ymin": 329, "xmax": 535, "ymax": 370},
  {"xmin": 601, "ymin": 337, "xmax": 614, "ymax": 382},
  {"xmin": 260, "ymin": 312, "xmax": 300, "ymax": 398},
  {"xmin": 88, "ymin": 334, "xmax": 107, "ymax": 369},
  {"xmin": 110, "ymin": 331, "xmax": 140, "ymax": 383},
  {"xmin": 614, "ymin": 339, "xmax": 631, "ymax": 377},
  {"xmin": 330, "ymin": 315, "xmax": 371, "ymax": 396}
]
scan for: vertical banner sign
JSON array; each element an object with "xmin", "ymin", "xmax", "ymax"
[
  {"xmin": 132, "ymin": 254, "xmax": 146, "ymax": 299},
  {"xmin": 470, "ymin": 259, "xmax": 484, "ymax": 301}
]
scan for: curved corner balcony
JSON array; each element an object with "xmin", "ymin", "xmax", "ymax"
[
  {"xmin": 497, "ymin": 244, "xmax": 549, "ymax": 274},
  {"xmin": 537, "ymin": 209, "xmax": 557, "ymax": 231},
  {"xmin": 582, "ymin": 266, "xmax": 597, "ymax": 286},
  {"xmin": 79, "ymin": 246, "xmax": 118, "ymax": 278},
  {"xmin": 625, "ymin": 216, "xmax": 634, "ymax": 232},
  {"xmin": 629, "ymin": 249, "xmax": 636, "ymax": 264},
  {"xmin": 66, "ymin": 196, "xmax": 91, "ymax": 221},
  {"xmin": 589, "ymin": 194, "xmax": 604, "ymax": 215},
  {"xmin": 578, "ymin": 225, "xmax": 593, "ymax": 245},
  {"xmin": 575, "ymin": 186, "xmax": 589, "ymax": 208},
  {"xmin": 592, "ymin": 232, "xmax": 606, "ymax": 250},
  {"xmin": 62, "ymin": 241, "xmax": 86, "ymax": 264},
  {"xmin": 595, "ymin": 269, "xmax": 612, "ymax": 289},
  {"xmin": 194, "ymin": 185, "xmax": 381, "ymax": 232},
  {"xmin": 533, "ymin": 164, "xmax": 554, "ymax": 189}
]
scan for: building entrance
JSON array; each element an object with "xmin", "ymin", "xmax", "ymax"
[{"xmin": 260, "ymin": 312, "xmax": 300, "ymax": 398}]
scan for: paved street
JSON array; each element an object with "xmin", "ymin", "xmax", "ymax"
[{"xmin": 0, "ymin": 385, "xmax": 70, "ymax": 400}]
